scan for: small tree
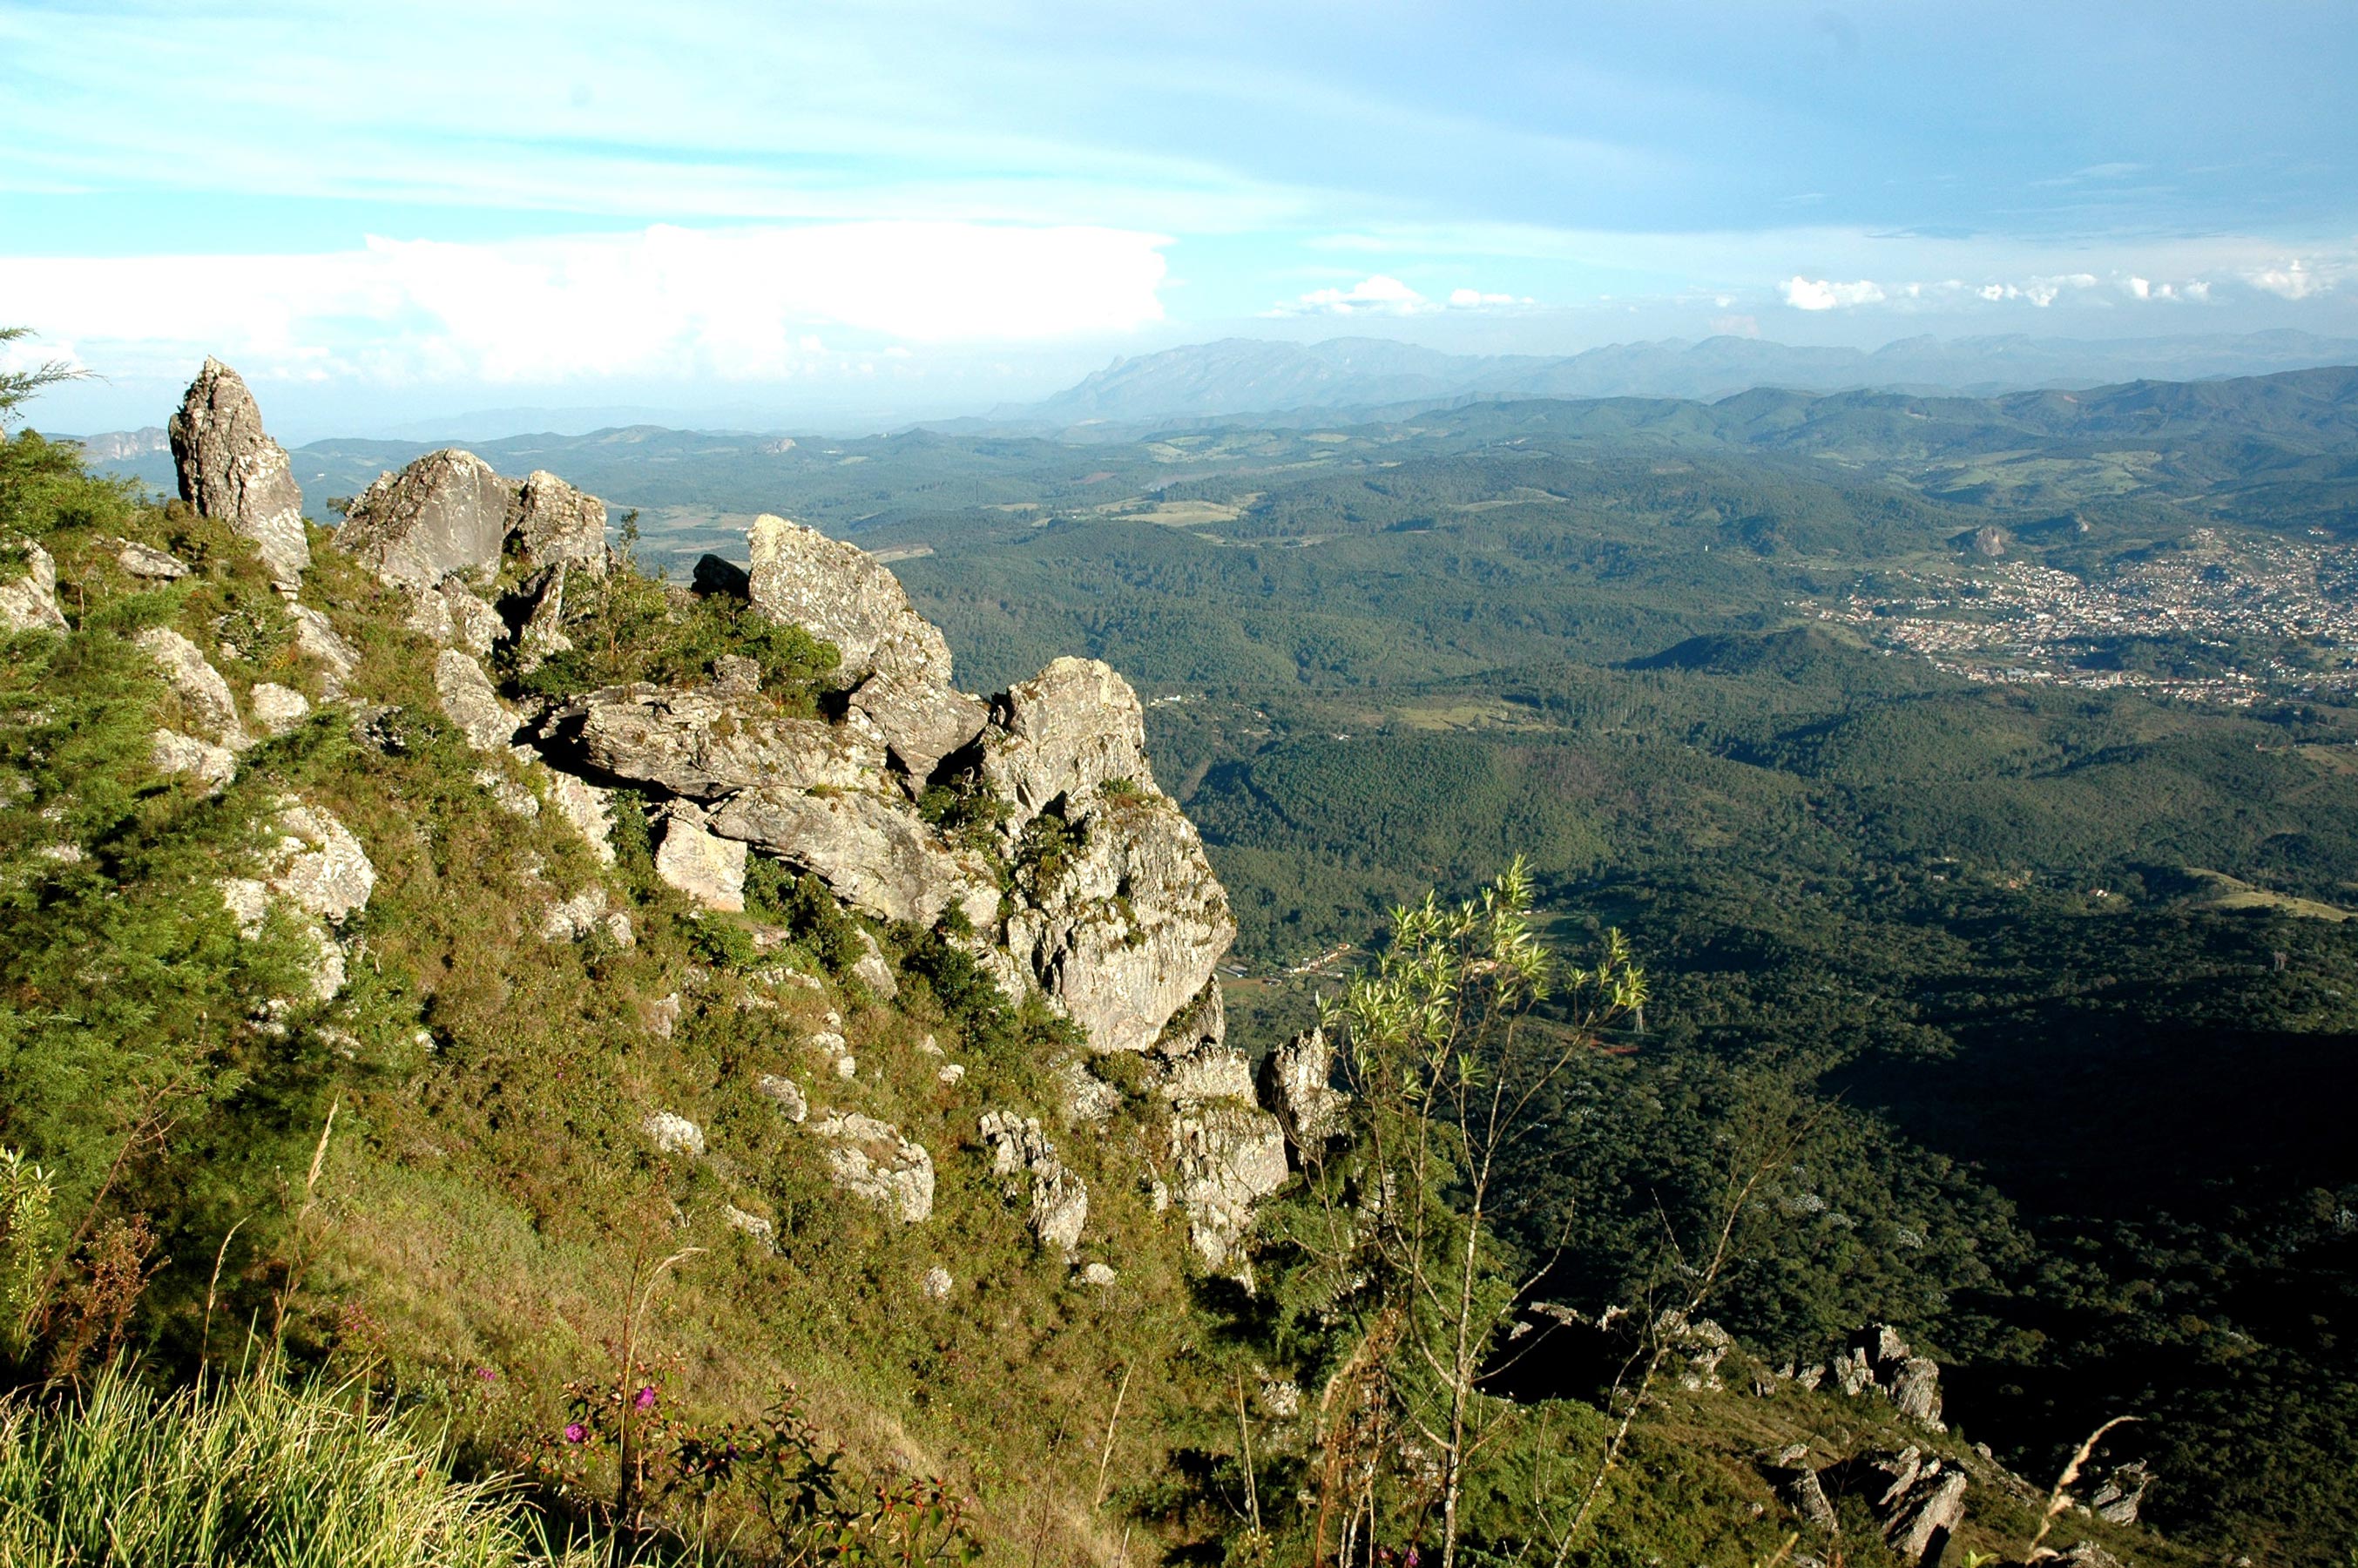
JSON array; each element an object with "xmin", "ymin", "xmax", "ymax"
[
  {"xmin": 0, "ymin": 328, "xmax": 78, "ymax": 427},
  {"xmin": 1276, "ymin": 858, "xmax": 1645, "ymax": 1568}
]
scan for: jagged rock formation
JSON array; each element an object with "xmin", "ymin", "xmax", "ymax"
[
  {"xmin": 2086, "ymin": 1458, "xmax": 2152, "ymax": 1525},
  {"xmin": 1842, "ymin": 1446, "xmax": 1969, "ymax": 1566},
  {"xmin": 220, "ymin": 799, "xmax": 377, "ymax": 999},
  {"xmin": 1832, "ymin": 1324, "xmax": 1946, "ymax": 1430},
  {"xmin": 980, "ymin": 1109, "xmax": 1090, "ymax": 1252},
  {"xmin": 169, "ymin": 359, "xmax": 309, "ymax": 590},
  {"xmin": 0, "ymin": 537, "xmax": 68, "ymax": 634},
  {"xmin": 812, "ymin": 1112, "xmax": 936, "ymax": 1223},
  {"xmin": 435, "ymin": 652, "xmax": 517, "ymax": 752},
  {"xmin": 653, "ymin": 803, "xmax": 747, "ymax": 911},
  {"xmin": 1260, "ymin": 1024, "xmax": 1350, "ymax": 1147},
  {"xmin": 747, "ymin": 513, "xmax": 950, "ymax": 685}
]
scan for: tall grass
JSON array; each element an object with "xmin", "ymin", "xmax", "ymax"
[{"xmin": 0, "ymin": 1363, "xmax": 590, "ymax": 1567}]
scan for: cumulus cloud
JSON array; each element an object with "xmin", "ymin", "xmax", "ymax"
[
  {"xmin": 0, "ymin": 221, "xmax": 1172, "ymax": 385},
  {"xmin": 1269, "ymin": 274, "xmax": 1435, "ymax": 316},
  {"xmin": 2250, "ymin": 259, "xmax": 2325, "ymax": 300},
  {"xmin": 1781, "ymin": 277, "xmax": 1886, "ymax": 310}
]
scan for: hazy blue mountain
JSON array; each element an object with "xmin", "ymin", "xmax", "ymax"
[{"xmin": 1008, "ymin": 330, "xmax": 2358, "ymax": 428}]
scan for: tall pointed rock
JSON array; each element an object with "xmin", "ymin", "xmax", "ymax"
[{"xmin": 169, "ymin": 359, "xmax": 310, "ymax": 590}]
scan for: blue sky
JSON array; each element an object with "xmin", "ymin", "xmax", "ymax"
[{"xmin": 5, "ymin": 0, "xmax": 2355, "ymax": 434}]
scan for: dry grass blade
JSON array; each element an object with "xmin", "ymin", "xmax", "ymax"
[{"xmin": 2026, "ymin": 1415, "xmax": 2139, "ymax": 1557}]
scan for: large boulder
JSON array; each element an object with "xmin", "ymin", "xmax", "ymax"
[
  {"xmin": 980, "ymin": 658, "xmax": 1154, "ymax": 826},
  {"xmin": 336, "ymin": 449, "xmax": 516, "ymax": 590},
  {"xmin": 513, "ymin": 471, "xmax": 609, "ymax": 577},
  {"xmin": 134, "ymin": 626, "xmax": 249, "ymax": 748},
  {"xmin": 1829, "ymin": 1446, "xmax": 1967, "ymax": 1567},
  {"xmin": 848, "ymin": 670, "xmax": 989, "ymax": 787},
  {"xmin": 1002, "ymin": 793, "xmax": 1233, "ymax": 1054},
  {"xmin": 710, "ymin": 783, "xmax": 997, "ymax": 929},
  {"xmin": 219, "ymin": 797, "xmax": 375, "ymax": 1000},
  {"xmin": 746, "ymin": 513, "xmax": 952, "ymax": 686},
  {"xmin": 169, "ymin": 359, "xmax": 309, "ymax": 590},
  {"xmin": 1, "ymin": 537, "xmax": 68, "ymax": 634},
  {"xmin": 537, "ymin": 684, "xmax": 884, "ymax": 800}
]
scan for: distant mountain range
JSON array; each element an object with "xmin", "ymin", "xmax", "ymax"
[{"xmin": 997, "ymin": 329, "xmax": 2358, "ymax": 429}]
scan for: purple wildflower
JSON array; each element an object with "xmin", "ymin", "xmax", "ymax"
[
  {"xmin": 634, "ymin": 1385, "xmax": 659, "ymax": 1411},
  {"xmin": 476, "ymin": 1367, "xmax": 497, "ymax": 1382},
  {"xmin": 1406, "ymin": 1553, "xmax": 1420, "ymax": 1567},
  {"xmin": 564, "ymin": 1422, "xmax": 587, "ymax": 1444}
]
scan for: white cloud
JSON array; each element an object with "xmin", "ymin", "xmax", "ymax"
[
  {"xmin": 1268, "ymin": 274, "xmax": 1436, "ymax": 316},
  {"xmin": 1781, "ymin": 277, "xmax": 1886, "ymax": 310},
  {"xmin": 0, "ymin": 222, "xmax": 1172, "ymax": 386},
  {"xmin": 1446, "ymin": 287, "xmax": 1533, "ymax": 309},
  {"xmin": 2250, "ymin": 259, "xmax": 2325, "ymax": 300}
]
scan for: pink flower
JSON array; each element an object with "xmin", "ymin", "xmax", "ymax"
[
  {"xmin": 564, "ymin": 1423, "xmax": 586, "ymax": 1444},
  {"xmin": 633, "ymin": 1385, "xmax": 659, "ymax": 1411},
  {"xmin": 476, "ymin": 1368, "xmax": 497, "ymax": 1382}
]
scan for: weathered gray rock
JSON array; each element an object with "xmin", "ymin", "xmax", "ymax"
[
  {"xmin": 513, "ymin": 470, "xmax": 608, "ymax": 576},
  {"xmin": 2088, "ymin": 1458, "xmax": 2152, "ymax": 1525},
  {"xmin": 754, "ymin": 1071, "xmax": 808, "ymax": 1124},
  {"xmin": 746, "ymin": 513, "xmax": 950, "ymax": 684},
  {"xmin": 979, "ymin": 658, "xmax": 1153, "ymax": 826},
  {"xmin": 653, "ymin": 803, "xmax": 747, "ymax": 912},
  {"xmin": 1657, "ymin": 1309, "xmax": 1733, "ymax": 1391},
  {"xmin": 710, "ymin": 653, "xmax": 761, "ymax": 697},
  {"xmin": 434, "ymin": 651, "xmax": 516, "ymax": 751},
  {"xmin": 1160, "ymin": 1044, "xmax": 1253, "ymax": 1103},
  {"xmin": 507, "ymin": 564, "xmax": 572, "ymax": 674},
  {"xmin": 287, "ymin": 605, "xmax": 359, "ymax": 696},
  {"xmin": 543, "ymin": 886, "xmax": 613, "ymax": 942},
  {"xmin": 265, "ymin": 801, "xmax": 375, "ymax": 924},
  {"xmin": 473, "ymin": 766, "xmax": 539, "ymax": 817},
  {"xmin": 979, "ymin": 1109, "xmax": 1089, "ymax": 1252},
  {"xmin": 710, "ymin": 784, "xmax": 997, "ymax": 929},
  {"xmin": 1002, "ymin": 794, "xmax": 1234, "ymax": 1054},
  {"xmin": 921, "ymin": 1265, "xmax": 954, "ymax": 1299},
  {"xmin": 540, "ymin": 684, "xmax": 883, "ymax": 801},
  {"xmin": 1167, "ymin": 1099, "xmax": 1287, "ymax": 1267},
  {"xmin": 169, "ymin": 360, "xmax": 309, "ymax": 589},
  {"xmin": 0, "ymin": 537, "xmax": 67, "ymax": 634},
  {"xmin": 645, "ymin": 1111, "xmax": 706, "ymax": 1158},
  {"xmin": 848, "ymin": 670, "xmax": 989, "ymax": 786},
  {"xmin": 250, "ymin": 682, "xmax": 311, "ymax": 736},
  {"xmin": 725, "ymin": 1205, "xmax": 775, "ymax": 1248},
  {"xmin": 135, "ymin": 626, "xmax": 248, "ymax": 747},
  {"xmin": 550, "ymin": 778, "xmax": 618, "ymax": 869},
  {"xmin": 1783, "ymin": 1466, "xmax": 1838, "ymax": 1531},
  {"xmin": 849, "ymin": 926, "xmax": 897, "ymax": 998},
  {"xmin": 1835, "ymin": 1324, "xmax": 1946, "ymax": 1431},
  {"xmin": 337, "ymin": 449, "xmax": 517, "ymax": 589},
  {"xmin": 1081, "ymin": 1261, "xmax": 1118, "ymax": 1288},
  {"xmin": 117, "ymin": 540, "xmax": 190, "ymax": 580},
  {"xmin": 811, "ymin": 1112, "xmax": 935, "ymax": 1223},
  {"xmin": 1058, "ymin": 1058, "xmax": 1121, "ymax": 1124},
  {"xmin": 1261, "ymin": 1024, "xmax": 1351, "ymax": 1149},
  {"xmin": 152, "ymin": 728, "xmax": 238, "ymax": 791}
]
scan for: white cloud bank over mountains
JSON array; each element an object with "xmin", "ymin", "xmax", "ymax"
[
  {"xmin": 1780, "ymin": 253, "xmax": 2345, "ymax": 313},
  {"xmin": 1267, "ymin": 274, "xmax": 1537, "ymax": 316},
  {"xmin": 0, "ymin": 222, "xmax": 1172, "ymax": 387}
]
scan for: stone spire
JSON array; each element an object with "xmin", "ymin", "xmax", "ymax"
[{"xmin": 168, "ymin": 358, "xmax": 309, "ymax": 590}]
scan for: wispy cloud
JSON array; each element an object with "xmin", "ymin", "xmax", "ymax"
[
  {"xmin": 1266, "ymin": 276, "xmax": 1535, "ymax": 316},
  {"xmin": 0, "ymin": 223, "xmax": 1173, "ymax": 385}
]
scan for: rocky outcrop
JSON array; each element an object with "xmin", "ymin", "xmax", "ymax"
[
  {"xmin": 980, "ymin": 658, "xmax": 1153, "ymax": 825},
  {"xmin": 1261, "ymin": 1024, "xmax": 1350, "ymax": 1148},
  {"xmin": 135, "ymin": 627, "xmax": 248, "ymax": 748},
  {"xmin": 435, "ymin": 651, "xmax": 517, "ymax": 752},
  {"xmin": 251, "ymin": 683, "xmax": 310, "ymax": 736},
  {"xmin": 288, "ymin": 605, "xmax": 359, "ymax": 697},
  {"xmin": 169, "ymin": 360, "xmax": 309, "ymax": 590},
  {"xmin": 746, "ymin": 513, "xmax": 950, "ymax": 685},
  {"xmin": 0, "ymin": 537, "xmax": 68, "ymax": 634},
  {"xmin": 712, "ymin": 784, "xmax": 997, "ymax": 929},
  {"xmin": 812, "ymin": 1113, "xmax": 935, "ymax": 1223},
  {"xmin": 152, "ymin": 729, "xmax": 238, "ymax": 792},
  {"xmin": 1834, "ymin": 1446, "xmax": 1968, "ymax": 1567},
  {"xmin": 848, "ymin": 670, "xmax": 988, "ymax": 787},
  {"xmin": 1166, "ymin": 1098, "xmax": 1288, "ymax": 1267},
  {"xmin": 117, "ymin": 540, "xmax": 190, "ymax": 580},
  {"xmin": 538, "ymin": 685, "xmax": 882, "ymax": 801},
  {"xmin": 645, "ymin": 1112, "xmax": 706, "ymax": 1158},
  {"xmin": 2087, "ymin": 1458, "xmax": 2152, "ymax": 1525},
  {"xmin": 220, "ymin": 798, "xmax": 376, "ymax": 999},
  {"xmin": 513, "ymin": 471, "xmax": 609, "ymax": 576},
  {"xmin": 336, "ymin": 449, "xmax": 517, "ymax": 591},
  {"xmin": 979, "ymin": 1110, "xmax": 1089, "ymax": 1252},
  {"xmin": 1832, "ymin": 1324, "xmax": 1946, "ymax": 1430},
  {"xmin": 1002, "ymin": 789, "xmax": 1234, "ymax": 1055}
]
